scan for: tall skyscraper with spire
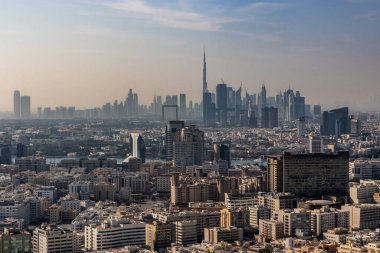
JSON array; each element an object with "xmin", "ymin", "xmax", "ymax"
[
  {"xmin": 203, "ymin": 50, "xmax": 210, "ymax": 126},
  {"xmin": 203, "ymin": 50, "xmax": 207, "ymax": 93}
]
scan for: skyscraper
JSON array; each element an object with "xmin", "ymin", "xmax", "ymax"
[
  {"xmin": 321, "ymin": 107, "xmax": 349, "ymax": 136},
  {"xmin": 0, "ymin": 144, "xmax": 11, "ymax": 164},
  {"xmin": 293, "ymin": 92, "xmax": 305, "ymax": 120},
  {"xmin": 202, "ymin": 51, "xmax": 210, "ymax": 126},
  {"xmin": 20, "ymin": 96, "xmax": 31, "ymax": 118},
  {"xmin": 216, "ymin": 83, "xmax": 227, "ymax": 126},
  {"xmin": 203, "ymin": 50, "xmax": 207, "ymax": 93},
  {"xmin": 165, "ymin": 121, "xmax": 185, "ymax": 161},
  {"xmin": 313, "ymin": 105, "xmax": 322, "ymax": 117},
  {"xmin": 203, "ymin": 92, "xmax": 215, "ymax": 127},
  {"xmin": 129, "ymin": 133, "xmax": 146, "ymax": 163},
  {"xmin": 219, "ymin": 144, "xmax": 231, "ymax": 168},
  {"xmin": 126, "ymin": 89, "xmax": 139, "ymax": 115},
  {"xmin": 284, "ymin": 89, "xmax": 295, "ymax": 122},
  {"xmin": 156, "ymin": 96, "xmax": 162, "ymax": 114},
  {"xmin": 171, "ymin": 95, "xmax": 178, "ymax": 106},
  {"xmin": 13, "ymin": 90, "xmax": 21, "ymax": 117},
  {"xmin": 17, "ymin": 143, "xmax": 28, "ymax": 157},
  {"xmin": 261, "ymin": 107, "xmax": 278, "ymax": 128},
  {"xmin": 260, "ymin": 84, "xmax": 267, "ymax": 108},
  {"xmin": 179, "ymin": 94, "xmax": 186, "ymax": 118},
  {"xmin": 296, "ymin": 117, "xmax": 306, "ymax": 137},
  {"xmin": 235, "ymin": 85, "xmax": 242, "ymax": 125}
]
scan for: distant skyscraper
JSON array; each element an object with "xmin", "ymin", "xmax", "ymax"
[
  {"xmin": 219, "ymin": 144, "xmax": 231, "ymax": 168},
  {"xmin": 179, "ymin": 94, "xmax": 186, "ymax": 118},
  {"xmin": 130, "ymin": 133, "xmax": 146, "ymax": 163},
  {"xmin": 248, "ymin": 101, "xmax": 258, "ymax": 128},
  {"xmin": 284, "ymin": 89, "xmax": 295, "ymax": 122},
  {"xmin": 261, "ymin": 84, "xmax": 267, "ymax": 108},
  {"xmin": 126, "ymin": 89, "xmax": 138, "ymax": 115},
  {"xmin": 203, "ymin": 50, "xmax": 207, "ymax": 93},
  {"xmin": 235, "ymin": 85, "xmax": 242, "ymax": 125},
  {"xmin": 0, "ymin": 144, "xmax": 11, "ymax": 164},
  {"xmin": 321, "ymin": 107, "xmax": 349, "ymax": 136},
  {"xmin": 13, "ymin": 90, "xmax": 21, "ymax": 117},
  {"xmin": 165, "ymin": 121, "xmax": 185, "ymax": 161},
  {"xmin": 216, "ymin": 83, "xmax": 228, "ymax": 126},
  {"xmin": 202, "ymin": 51, "xmax": 208, "ymax": 125},
  {"xmin": 350, "ymin": 116, "xmax": 361, "ymax": 136},
  {"xmin": 203, "ymin": 92, "xmax": 216, "ymax": 127},
  {"xmin": 127, "ymin": 89, "xmax": 133, "ymax": 114},
  {"xmin": 37, "ymin": 107, "xmax": 42, "ymax": 117},
  {"xmin": 20, "ymin": 96, "xmax": 31, "ymax": 118},
  {"xmin": 313, "ymin": 105, "xmax": 322, "ymax": 117},
  {"xmin": 296, "ymin": 117, "xmax": 306, "ymax": 137},
  {"xmin": 133, "ymin": 93, "xmax": 139, "ymax": 113},
  {"xmin": 261, "ymin": 107, "xmax": 278, "ymax": 128},
  {"xmin": 171, "ymin": 95, "xmax": 178, "ymax": 106},
  {"xmin": 156, "ymin": 96, "xmax": 162, "ymax": 114},
  {"xmin": 17, "ymin": 143, "xmax": 28, "ymax": 158},
  {"xmin": 293, "ymin": 92, "xmax": 305, "ymax": 120},
  {"xmin": 227, "ymin": 87, "xmax": 235, "ymax": 109}
]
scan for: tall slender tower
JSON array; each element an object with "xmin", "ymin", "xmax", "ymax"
[
  {"xmin": 14, "ymin": 90, "xmax": 21, "ymax": 117},
  {"xmin": 203, "ymin": 50, "xmax": 207, "ymax": 93},
  {"xmin": 261, "ymin": 84, "xmax": 267, "ymax": 108}
]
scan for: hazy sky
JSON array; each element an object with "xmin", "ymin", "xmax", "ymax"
[{"xmin": 1, "ymin": 0, "xmax": 380, "ymax": 112}]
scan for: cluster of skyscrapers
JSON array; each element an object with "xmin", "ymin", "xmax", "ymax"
[
  {"xmin": 13, "ymin": 90, "xmax": 31, "ymax": 118},
  {"xmin": 10, "ymin": 52, "xmax": 360, "ymax": 142},
  {"xmin": 202, "ymin": 52, "xmax": 318, "ymax": 128}
]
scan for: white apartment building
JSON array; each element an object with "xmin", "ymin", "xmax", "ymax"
[
  {"xmin": 33, "ymin": 186, "xmax": 57, "ymax": 203},
  {"xmin": 84, "ymin": 218, "xmax": 145, "ymax": 251},
  {"xmin": 0, "ymin": 200, "xmax": 29, "ymax": 227}
]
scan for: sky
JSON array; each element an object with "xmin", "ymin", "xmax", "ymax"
[{"xmin": 0, "ymin": 0, "xmax": 380, "ymax": 112}]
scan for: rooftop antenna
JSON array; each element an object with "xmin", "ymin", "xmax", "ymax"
[{"xmin": 221, "ymin": 78, "xmax": 225, "ymax": 84}]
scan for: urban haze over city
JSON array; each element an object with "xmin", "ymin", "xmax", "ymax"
[{"xmin": 0, "ymin": 1, "xmax": 380, "ymax": 253}]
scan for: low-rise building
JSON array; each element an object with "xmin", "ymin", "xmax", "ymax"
[
  {"xmin": 0, "ymin": 228, "xmax": 31, "ymax": 253},
  {"xmin": 204, "ymin": 226, "xmax": 243, "ymax": 244},
  {"xmin": 341, "ymin": 204, "xmax": 380, "ymax": 229}
]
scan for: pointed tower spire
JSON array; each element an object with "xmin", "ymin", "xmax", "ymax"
[{"xmin": 203, "ymin": 50, "xmax": 207, "ymax": 93}]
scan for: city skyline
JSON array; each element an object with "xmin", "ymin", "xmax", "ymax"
[{"xmin": 1, "ymin": 0, "xmax": 380, "ymax": 112}]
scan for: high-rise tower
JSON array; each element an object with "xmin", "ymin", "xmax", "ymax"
[
  {"xmin": 261, "ymin": 84, "xmax": 267, "ymax": 108},
  {"xmin": 203, "ymin": 50, "xmax": 207, "ymax": 93},
  {"xmin": 13, "ymin": 90, "xmax": 21, "ymax": 117},
  {"xmin": 20, "ymin": 96, "xmax": 31, "ymax": 118},
  {"xmin": 130, "ymin": 133, "xmax": 146, "ymax": 163}
]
